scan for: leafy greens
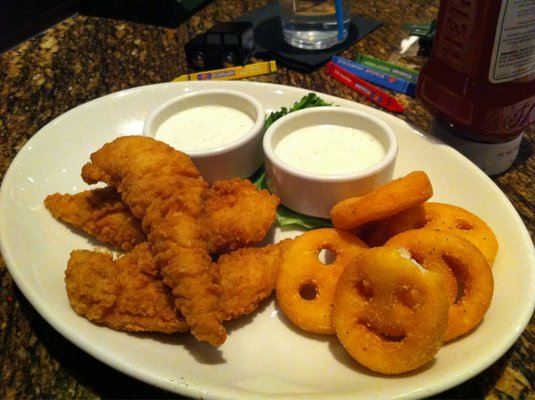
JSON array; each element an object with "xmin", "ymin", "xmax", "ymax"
[{"xmin": 265, "ymin": 92, "xmax": 332, "ymax": 128}]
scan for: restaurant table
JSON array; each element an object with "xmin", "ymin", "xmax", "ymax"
[{"xmin": 1, "ymin": 0, "xmax": 534, "ymax": 398}]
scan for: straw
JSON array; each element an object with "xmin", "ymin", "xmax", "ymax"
[{"xmin": 334, "ymin": 0, "xmax": 345, "ymax": 40}]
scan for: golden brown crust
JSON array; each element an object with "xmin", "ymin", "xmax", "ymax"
[
  {"xmin": 385, "ymin": 229, "xmax": 494, "ymax": 341},
  {"xmin": 333, "ymin": 246, "xmax": 449, "ymax": 374},
  {"xmin": 81, "ymin": 136, "xmax": 226, "ymax": 346},
  {"xmin": 45, "ymin": 187, "xmax": 145, "ymax": 252},
  {"xmin": 276, "ymin": 228, "xmax": 368, "ymax": 335},
  {"xmin": 360, "ymin": 202, "xmax": 499, "ymax": 266},
  {"xmin": 218, "ymin": 240, "xmax": 292, "ymax": 321},
  {"xmin": 64, "ymin": 240, "xmax": 293, "ymax": 333},
  {"xmin": 330, "ymin": 171, "xmax": 433, "ymax": 230},
  {"xmin": 203, "ymin": 178, "xmax": 280, "ymax": 254},
  {"xmin": 65, "ymin": 243, "xmax": 189, "ymax": 334},
  {"xmin": 46, "ymin": 178, "xmax": 279, "ymax": 255}
]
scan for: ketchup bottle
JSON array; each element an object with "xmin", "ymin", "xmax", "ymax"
[{"xmin": 416, "ymin": 0, "xmax": 535, "ymax": 175}]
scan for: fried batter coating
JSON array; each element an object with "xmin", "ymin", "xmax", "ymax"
[
  {"xmin": 80, "ymin": 136, "xmax": 226, "ymax": 346},
  {"xmin": 45, "ymin": 187, "xmax": 145, "ymax": 252},
  {"xmin": 149, "ymin": 211, "xmax": 224, "ymax": 345},
  {"xmin": 46, "ymin": 179, "xmax": 278, "ymax": 254},
  {"xmin": 81, "ymin": 136, "xmax": 201, "ymax": 222},
  {"xmin": 204, "ymin": 178, "xmax": 280, "ymax": 253},
  {"xmin": 65, "ymin": 243, "xmax": 188, "ymax": 333},
  {"xmin": 65, "ymin": 241, "xmax": 291, "ymax": 333},
  {"xmin": 218, "ymin": 240, "xmax": 292, "ymax": 321}
]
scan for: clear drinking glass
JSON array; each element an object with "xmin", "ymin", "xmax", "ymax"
[{"xmin": 279, "ymin": 0, "xmax": 352, "ymax": 50}]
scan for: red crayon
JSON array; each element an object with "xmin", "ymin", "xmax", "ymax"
[{"xmin": 326, "ymin": 61, "xmax": 405, "ymax": 113}]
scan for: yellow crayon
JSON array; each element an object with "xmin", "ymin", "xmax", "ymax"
[{"xmin": 173, "ymin": 60, "xmax": 277, "ymax": 82}]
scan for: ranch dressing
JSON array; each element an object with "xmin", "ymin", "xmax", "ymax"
[
  {"xmin": 155, "ymin": 105, "xmax": 254, "ymax": 151},
  {"xmin": 275, "ymin": 124, "xmax": 385, "ymax": 174}
]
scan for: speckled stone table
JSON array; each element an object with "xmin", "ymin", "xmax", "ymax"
[{"xmin": 1, "ymin": 1, "xmax": 534, "ymax": 398}]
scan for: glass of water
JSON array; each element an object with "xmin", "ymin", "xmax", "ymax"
[{"xmin": 279, "ymin": 0, "xmax": 352, "ymax": 50}]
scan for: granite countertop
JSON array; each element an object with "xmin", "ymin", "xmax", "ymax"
[{"xmin": 1, "ymin": 0, "xmax": 533, "ymax": 398}]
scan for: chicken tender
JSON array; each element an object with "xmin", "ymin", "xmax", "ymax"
[
  {"xmin": 65, "ymin": 242, "xmax": 188, "ymax": 333},
  {"xmin": 204, "ymin": 178, "xmax": 280, "ymax": 253},
  {"xmin": 81, "ymin": 136, "xmax": 225, "ymax": 346},
  {"xmin": 218, "ymin": 239, "xmax": 292, "ymax": 320},
  {"xmin": 46, "ymin": 178, "xmax": 278, "ymax": 254},
  {"xmin": 81, "ymin": 136, "xmax": 202, "ymax": 222},
  {"xmin": 45, "ymin": 187, "xmax": 145, "ymax": 251},
  {"xmin": 65, "ymin": 240, "xmax": 292, "ymax": 333}
]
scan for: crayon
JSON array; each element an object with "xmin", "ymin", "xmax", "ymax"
[
  {"xmin": 173, "ymin": 60, "xmax": 277, "ymax": 81},
  {"xmin": 326, "ymin": 61, "xmax": 405, "ymax": 113},
  {"xmin": 354, "ymin": 53, "xmax": 419, "ymax": 84},
  {"xmin": 331, "ymin": 55, "xmax": 416, "ymax": 96}
]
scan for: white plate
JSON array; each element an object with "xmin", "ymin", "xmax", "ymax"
[{"xmin": 1, "ymin": 81, "xmax": 534, "ymax": 399}]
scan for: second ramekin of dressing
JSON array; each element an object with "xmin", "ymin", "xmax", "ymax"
[
  {"xmin": 144, "ymin": 89, "xmax": 265, "ymax": 183},
  {"xmin": 263, "ymin": 106, "xmax": 398, "ymax": 218}
]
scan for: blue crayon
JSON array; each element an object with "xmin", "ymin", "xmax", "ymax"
[
  {"xmin": 331, "ymin": 55, "xmax": 416, "ymax": 97},
  {"xmin": 354, "ymin": 53, "xmax": 419, "ymax": 84}
]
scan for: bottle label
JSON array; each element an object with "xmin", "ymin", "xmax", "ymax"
[{"xmin": 489, "ymin": 0, "xmax": 535, "ymax": 83}]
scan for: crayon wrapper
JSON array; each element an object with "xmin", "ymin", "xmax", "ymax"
[
  {"xmin": 174, "ymin": 60, "xmax": 277, "ymax": 82},
  {"xmin": 326, "ymin": 61, "xmax": 404, "ymax": 113},
  {"xmin": 332, "ymin": 56, "xmax": 416, "ymax": 96},
  {"xmin": 354, "ymin": 53, "xmax": 419, "ymax": 84}
]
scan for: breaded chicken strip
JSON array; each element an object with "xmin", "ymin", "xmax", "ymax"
[
  {"xmin": 65, "ymin": 241, "xmax": 291, "ymax": 332},
  {"xmin": 65, "ymin": 243, "xmax": 188, "ymax": 333},
  {"xmin": 218, "ymin": 239, "xmax": 292, "ymax": 320},
  {"xmin": 204, "ymin": 178, "xmax": 279, "ymax": 253},
  {"xmin": 80, "ymin": 136, "xmax": 225, "ymax": 346},
  {"xmin": 45, "ymin": 187, "xmax": 145, "ymax": 252},
  {"xmin": 45, "ymin": 179, "xmax": 278, "ymax": 253}
]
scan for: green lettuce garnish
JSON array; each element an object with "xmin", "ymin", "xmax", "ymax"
[
  {"xmin": 276, "ymin": 205, "xmax": 333, "ymax": 229},
  {"xmin": 265, "ymin": 92, "xmax": 332, "ymax": 128},
  {"xmin": 251, "ymin": 170, "xmax": 332, "ymax": 229},
  {"xmin": 251, "ymin": 93, "xmax": 335, "ymax": 230}
]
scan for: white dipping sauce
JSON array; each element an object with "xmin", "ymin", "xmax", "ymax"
[
  {"xmin": 275, "ymin": 124, "xmax": 385, "ymax": 174},
  {"xmin": 155, "ymin": 105, "xmax": 254, "ymax": 151}
]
